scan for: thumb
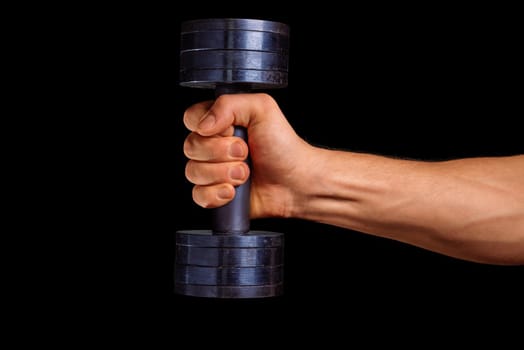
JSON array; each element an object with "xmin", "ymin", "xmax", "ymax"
[{"xmin": 196, "ymin": 93, "xmax": 277, "ymax": 136}]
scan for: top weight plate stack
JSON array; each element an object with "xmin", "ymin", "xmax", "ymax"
[{"xmin": 179, "ymin": 18, "xmax": 289, "ymax": 90}]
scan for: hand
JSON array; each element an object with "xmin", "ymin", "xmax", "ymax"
[{"xmin": 183, "ymin": 93, "xmax": 314, "ymax": 218}]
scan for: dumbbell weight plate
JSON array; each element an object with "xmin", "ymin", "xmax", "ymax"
[
  {"xmin": 180, "ymin": 50, "xmax": 288, "ymax": 71},
  {"xmin": 180, "ymin": 18, "xmax": 289, "ymax": 34},
  {"xmin": 176, "ymin": 246, "xmax": 283, "ymax": 267},
  {"xmin": 180, "ymin": 30, "xmax": 289, "ymax": 53},
  {"xmin": 175, "ymin": 230, "xmax": 285, "ymax": 298},
  {"xmin": 174, "ymin": 283, "xmax": 284, "ymax": 299},
  {"xmin": 175, "ymin": 265, "xmax": 283, "ymax": 285},
  {"xmin": 179, "ymin": 18, "xmax": 289, "ymax": 89},
  {"xmin": 179, "ymin": 69, "xmax": 288, "ymax": 89},
  {"xmin": 176, "ymin": 230, "xmax": 283, "ymax": 248}
]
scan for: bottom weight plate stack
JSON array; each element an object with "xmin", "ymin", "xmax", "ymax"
[{"xmin": 175, "ymin": 230, "xmax": 284, "ymax": 298}]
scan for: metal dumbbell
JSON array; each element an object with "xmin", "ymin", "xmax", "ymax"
[{"xmin": 176, "ymin": 18, "xmax": 289, "ymax": 298}]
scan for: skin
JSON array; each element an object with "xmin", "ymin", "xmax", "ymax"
[{"xmin": 182, "ymin": 93, "xmax": 524, "ymax": 265}]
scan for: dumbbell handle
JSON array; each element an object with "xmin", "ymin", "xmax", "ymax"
[{"xmin": 212, "ymin": 85, "xmax": 251, "ymax": 234}]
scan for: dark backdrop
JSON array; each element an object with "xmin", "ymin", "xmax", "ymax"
[{"xmin": 104, "ymin": 5, "xmax": 523, "ymax": 333}]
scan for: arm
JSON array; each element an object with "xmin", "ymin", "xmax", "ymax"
[
  {"xmin": 292, "ymin": 149, "xmax": 524, "ymax": 265},
  {"xmin": 182, "ymin": 94, "xmax": 524, "ymax": 265}
]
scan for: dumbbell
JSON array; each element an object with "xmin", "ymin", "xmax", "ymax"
[{"xmin": 176, "ymin": 18, "xmax": 289, "ymax": 298}]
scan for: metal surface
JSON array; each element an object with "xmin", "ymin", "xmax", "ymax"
[
  {"xmin": 180, "ymin": 30, "xmax": 289, "ymax": 52},
  {"xmin": 180, "ymin": 18, "xmax": 289, "ymax": 34},
  {"xmin": 176, "ymin": 246, "xmax": 283, "ymax": 266},
  {"xmin": 175, "ymin": 265, "xmax": 283, "ymax": 285},
  {"xmin": 174, "ymin": 283, "xmax": 284, "ymax": 299},
  {"xmin": 212, "ymin": 126, "xmax": 251, "ymax": 234},
  {"xmin": 180, "ymin": 18, "xmax": 289, "ymax": 89},
  {"xmin": 176, "ymin": 230, "xmax": 283, "ymax": 247},
  {"xmin": 175, "ymin": 230, "xmax": 284, "ymax": 298}
]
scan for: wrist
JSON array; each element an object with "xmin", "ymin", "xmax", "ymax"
[
  {"xmin": 289, "ymin": 148, "xmax": 401, "ymax": 229},
  {"xmin": 289, "ymin": 146, "xmax": 359, "ymax": 220}
]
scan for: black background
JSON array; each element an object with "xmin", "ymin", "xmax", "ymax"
[{"xmin": 77, "ymin": 4, "xmax": 523, "ymax": 336}]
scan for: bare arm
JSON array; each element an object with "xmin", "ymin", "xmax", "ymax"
[
  {"xmin": 292, "ymin": 150, "xmax": 524, "ymax": 265},
  {"xmin": 183, "ymin": 94, "xmax": 524, "ymax": 265}
]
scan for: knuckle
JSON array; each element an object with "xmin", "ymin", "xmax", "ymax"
[
  {"xmin": 256, "ymin": 93, "xmax": 276, "ymax": 109},
  {"xmin": 214, "ymin": 94, "xmax": 232, "ymax": 106},
  {"xmin": 192, "ymin": 186, "xmax": 207, "ymax": 208},
  {"xmin": 183, "ymin": 110, "xmax": 192, "ymax": 130},
  {"xmin": 183, "ymin": 135, "xmax": 195, "ymax": 158},
  {"xmin": 184, "ymin": 161, "xmax": 197, "ymax": 182},
  {"xmin": 194, "ymin": 187, "xmax": 214, "ymax": 209}
]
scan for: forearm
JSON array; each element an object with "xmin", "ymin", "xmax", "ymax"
[{"xmin": 293, "ymin": 150, "xmax": 524, "ymax": 265}]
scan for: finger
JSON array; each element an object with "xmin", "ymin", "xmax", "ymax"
[
  {"xmin": 184, "ymin": 133, "xmax": 248, "ymax": 162},
  {"xmin": 192, "ymin": 184, "xmax": 235, "ymax": 208},
  {"xmin": 183, "ymin": 100, "xmax": 214, "ymax": 132},
  {"xmin": 195, "ymin": 93, "xmax": 280, "ymax": 136},
  {"xmin": 185, "ymin": 160, "xmax": 250, "ymax": 186}
]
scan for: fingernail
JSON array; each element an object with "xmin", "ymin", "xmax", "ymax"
[
  {"xmin": 217, "ymin": 187, "xmax": 233, "ymax": 200},
  {"xmin": 230, "ymin": 166, "xmax": 245, "ymax": 180},
  {"xmin": 198, "ymin": 113, "xmax": 215, "ymax": 131},
  {"xmin": 229, "ymin": 142, "xmax": 245, "ymax": 158}
]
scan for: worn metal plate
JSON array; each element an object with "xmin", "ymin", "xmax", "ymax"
[
  {"xmin": 174, "ymin": 283, "xmax": 284, "ymax": 298},
  {"xmin": 181, "ymin": 30, "xmax": 289, "ymax": 53},
  {"xmin": 175, "ymin": 265, "xmax": 283, "ymax": 285},
  {"xmin": 176, "ymin": 230, "xmax": 284, "ymax": 248},
  {"xmin": 176, "ymin": 246, "xmax": 283, "ymax": 267},
  {"xmin": 181, "ymin": 18, "xmax": 289, "ymax": 35},
  {"xmin": 179, "ymin": 18, "xmax": 289, "ymax": 89}
]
